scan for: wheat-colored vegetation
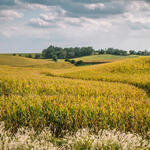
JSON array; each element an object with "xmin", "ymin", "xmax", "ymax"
[
  {"xmin": 0, "ymin": 55, "xmax": 73, "ymax": 69},
  {"xmin": 1, "ymin": 76, "xmax": 149, "ymax": 135},
  {"xmin": 57, "ymin": 56, "xmax": 150, "ymax": 93},
  {"xmin": 0, "ymin": 55, "xmax": 149, "ymax": 149}
]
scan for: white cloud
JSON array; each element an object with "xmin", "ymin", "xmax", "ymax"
[
  {"xmin": 84, "ymin": 3, "xmax": 105, "ymax": 10},
  {"xmin": 29, "ymin": 18, "xmax": 50, "ymax": 27},
  {"xmin": 124, "ymin": 13, "xmax": 150, "ymax": 24},
  {"xmin": 39, "ymin": 7, "xmax": 66, "ymax": 21},
  {"xmin": 24, "ymin": 4, "xmax": 50, "ymax": 11},
  {"xmin": 40, "ymin": 13, "xmax": 57, "ymax": 21},
  {"xmin": 1, "ymin": 0, "xmax": 150, "ymax": 52},
  {"xmin": 0, "ymin": 10, "xmax": 24, "ymax": 21},
  {"xmin": 127, "ymin": 1, "xmax": 150, "ymax": 11}
]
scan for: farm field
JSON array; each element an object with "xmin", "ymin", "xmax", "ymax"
[
  {"xmin": 0, "ymin": 54, "xmax": 150, "ymax": 149},
  {"xmin": 73, "ymin": 54, "xmax": 138, "ymax": 62},
  {"xmin": 0, "ymin": 55, "xmax": 74, "ymax": 68}
]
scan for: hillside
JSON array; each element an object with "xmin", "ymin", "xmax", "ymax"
[
  {"xmin": 0, "ymin": 55, "xmax": 73, "ymax": 69},
  {"xmin": 0, "ymin": 54, "xmax": 149, "ymax": 149},
  {"xmin": 53, "ymin": 56, "xmax": 150, "ymax": 98},
  {"xmin": 73, "ymin": 54, "xmax": 138, "ymax": 62}
]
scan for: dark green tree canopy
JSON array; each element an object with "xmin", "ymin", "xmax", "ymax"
[{"xmin": 42, "ymin": 45, "xmax": 94, "ymax": 59}]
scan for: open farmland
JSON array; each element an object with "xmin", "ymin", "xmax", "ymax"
[
  {"xmin": 0, "ymin": 55, "xmax": 74, "ymax": 68},
  {"xmin": 73, "ymin": 54, "xmax": 138, "ymax": 63},
  {"xmin": 0, "ymin": 55, "xmax": 150, "ymax": 149},
  {"xmin": 56, "ymin": 57, "xmax": 150, "ymax": 94}
]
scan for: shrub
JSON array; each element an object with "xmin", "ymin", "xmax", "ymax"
[
  {"xmin": 52, "ymin": 55, "xmax": 58, "ymax": 62},
  {"xmin": 27, "ymin": 54, "xmax": 32, "ymax": 58},
  {"xmin": 65, "ymin": 58, "xmax": 69, "ymax": 62},
  {"xmin": 35, "ymin": 54, "xmax": 41, "ymax": 59},
  {"xmin": 75, "ymin": 60, "xmax": 84, "ymax": 66},
  {"xmin": 70, "ymin": 60, "xmax": 76, "ymax": 64}
]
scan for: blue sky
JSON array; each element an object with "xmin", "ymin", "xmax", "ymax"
[{"xmin": 0, "ymin": 0, "xmax": 150, "ymax": 53}]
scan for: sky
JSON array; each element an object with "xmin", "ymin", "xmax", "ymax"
[{"xmin": 0, "ymin": 0, "xmax": 150, "ymax": 53}]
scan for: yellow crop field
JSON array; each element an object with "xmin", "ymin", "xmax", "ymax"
[
  {"xmin": 0, "ymin": 76, "xmax": 149, "ymax": 137},
  {"xmin": 0, "ymin": 55, "xmax": 150, "ymax": 141},
  {"xmin": 0, "ymin": 55, "xmax": 73, "ymax": 69},
  {"xmin": 58, "ymin": 56, "xmax": 150, "ymax": 93}
]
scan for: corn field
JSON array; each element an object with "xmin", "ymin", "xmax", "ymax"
[{"xmin": 0, "ymin": 56, "xmax": 150, "ymax": 138}]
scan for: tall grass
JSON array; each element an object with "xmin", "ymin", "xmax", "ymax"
[
  {"xmin": 0, "ymin": 56, "xmax": 150, "ymax": 139},
  {"xmin": 58, "ymin": 57, "xmax": 150, "ymax": 92},
  {"xmin": 0, "ymin": 77, "xmax": 149, "ymax": 137}
]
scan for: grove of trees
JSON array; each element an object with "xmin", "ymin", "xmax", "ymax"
[
  {"xmin": 16, "ymin": 46, "xmax": 150, "ymax": 62},
  {"xmin": 129, "ymin": 50, "xmax": 150, "ymax": 56},
  {"xmin": 42, "ymin": 45, "xmax": 94, "ymax": 59},
  {"xmin": 98, "ymin": 48, "xmax": 150, "ymax": 56},
  {"xmin": 98, "ymin": 48, "xmax": 128, "ymax": 56}
]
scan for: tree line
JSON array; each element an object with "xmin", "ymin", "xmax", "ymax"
[
  {"xmin": 98, "ymin": 48, "xmax": 150, "ymax": 56},
  {"xmin": 13, "ymin": 46, "xmax": 150, "ymax": 61},
  {"xmin": 42, "ymin": 45, "xmax": 94, "ymax": 59},
  {"xmin": 129, "ymin": 50, "xmax": 150, "ymax": 56},
  {"xmin": 98, "ymin": 48, "xmax": 128, "ymax": 56}
]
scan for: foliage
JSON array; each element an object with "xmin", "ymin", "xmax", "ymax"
[
  {"xmin": 35, "ymin": 54, "xmax": 41, "ymax": 59},
  {"xmin": 98, "ymin": 48, "xmax": 128, "ymax": 56},
  {"xmin": 27, "ymin": 54, "xmax": 32, "ymax": 58},
  {"xmin": 52, "ymin": 55, "xmax": 58, "ymax": 62},
  {"xmin": 42, "ymin": 45, "xmax": 94, "ymax": 59},
  {"xmin": 129, "ymin": 50, "xmax": 150, "ymax": 56},
  {"xmin": 98, "ymin": 48, "xmax": 150, "ymax": 56},
  {"xmin": 75, "ymin": 60, "xmax": 84, "ymax": 66},
  {"xmin": 70, "ymin": 59, "xmax": 76, "ymax": 64}
]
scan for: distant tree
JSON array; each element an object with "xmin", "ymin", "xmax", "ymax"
[
  {"xmin": 136, "ymin": 50, "xmax": 150, "ymax": 56},
  {"xmin": 42, "ymin": 46, "xmax": 56, "ymax": 58},
  {"xmin": 52, "ymin": 55, "xmax": 58, "ymax": 62},
  {"xmin": 143, "ymin": 50, "xmax": 150, "ymax": 56},
  {"xmin": 104, "ymin": 48, "xmax": 128, "ymax": 56},
  {"xmin": 70, "ymin": 60, "xmax": 76, "ymax": 64},
  {"xmin": 35, "ymin": 54, "xmax": 41, "ymax": 59},
  {"xmin": 28, "ymin": 54, "xmax": 32, "ymax": 58},
  {"xmin": 65, "ymin": 58, "xmax": 69, "ymax": 62},
  {"xmin": 42, "ymin": 45, "xmax": 94, "ymax": 59},
  {"xmin": 65, "ymin": 48, "xmax": 75, "ymax": 58},
  {"xmin": 75, "ymin": 60, "xmax": 84, "ymax": 66},
  {"xmin": 98, "ymin": 49, "xmax": 105, "ymax": 54},
  {"xmin": 19, "ymin": 54, "xmax": 22, "ymax": 56},
  {"xmin": 129, "ymin": 50, "xmax": 136, "ymax": 55},
  {"xmin": 12, "ymin": 53, "xmax": 16, "ymax": 56}
]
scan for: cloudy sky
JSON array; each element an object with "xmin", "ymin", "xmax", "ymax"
[{"xmin": 0, "ymin": 0, "xmax": 150, "ymax": 53}]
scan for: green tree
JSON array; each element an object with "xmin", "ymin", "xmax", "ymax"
[
  {"xmin": 28, "ymin": 54, "xmax": 32, "ymax": 58},
  {"xmin": 52, "ymin": 55, "xmax": 58, "ymax": 62},
  {"xmin": 35, "ymin": 54, "xmax": 41, "ymax": 59}
]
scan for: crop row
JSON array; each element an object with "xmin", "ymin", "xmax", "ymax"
[{"xmin": 0, "ymin": 77, "xmax": 149, "ymax": 137}]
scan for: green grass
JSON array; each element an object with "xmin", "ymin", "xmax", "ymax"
[{"xmin": 73, "ymin": 54, "xmax": 138, "ymax": 62}]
